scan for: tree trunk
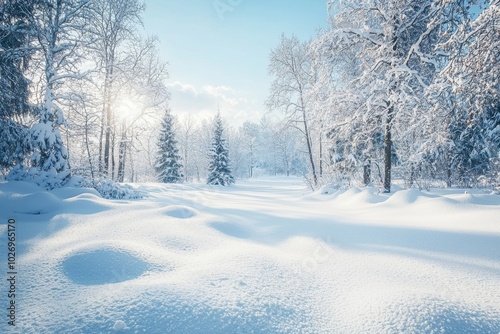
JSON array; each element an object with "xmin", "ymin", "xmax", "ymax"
[
  {"xmin": 103, "ymin": 83, "xmax": 111, "ymax": 176},
  {"xmin": 384, "ymin": 17, "xmax": 398, "ymax": 193},
  {"xmin": 409, "ymin": 163, "xmax": 415, "ymax": 188},
  {"xmin": 117, "ymin": 143, "xmax": 126, "ymax": 182},
  {"xmin": 319, "ymin": 129, "xmax": 323, "ymax": 178},
  {"xmin": 103, "ymin": 55, "xmax": 115, "ymax": 177},
  {"xmin": 383, "ymin": 107, "xmax": 393, "ymax": 193},
  {"xmin": 129, "ymin": 136, "xmax": 135, "ymax": 183},
  {"xmin": 98, "ymin": 113, "xmax": 104, "ymax": 175},
  {"xmin": 249, "ymin": 141, "xmax": 253, "ymax": 178},
  {"xmin": 446, "ymin": 165, "xmax": 452, "ymax": 188},
  {"xmin": 363, "ymin": 161, "xmax": 371, "ymax": 186},
  {"xmin": 84, "ymin": 112, "xmax": 95, "ymax": 179},
  {"xmin": 301, "ymin": 103, "xmax": 317, "ymax": 186},
  {"xmin": 117, "ymin": 123, "xmax": 127, "ymax": 182},
  {"xmin": 184, "ymin": 141, "xmax": 189, "ymax": 181},
  {"xmin": 111, "ymin": 130, "xmax": 116, "ymax": 180},
  {"xmin": 103, "ymin": 105, "xmax": 112, "ymax": 176},
  {"xmin": 285, "ymin": 154, "xmax": 290, "ymax": 177}
]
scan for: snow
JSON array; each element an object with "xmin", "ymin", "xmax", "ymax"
[
  {"xmin": 1, "ymin": 177, "xmax": 499, "ymax": 333},
  {"xmin": 112, "ymin": 320, "xmax": 129, "ymax": 331}
]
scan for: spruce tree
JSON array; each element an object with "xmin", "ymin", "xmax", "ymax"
[
  {"xmin": 207, "ymin": 113, "xmax": 234, "ymax": 186},
  {"xmin": 8, "ymin": 0, "xmax": 84, "ymax": 189},
  {"xmin": 156, "ymin": 109, "xmax": 184, "ymax": 183},
  {"xmin": 0, "ymin": 0, "xmax": 34, "ymax": 169}
]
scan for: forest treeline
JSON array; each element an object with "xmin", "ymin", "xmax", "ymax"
[
  {"xmin": 1, "ymin": 0, "xmax": 499, "ymax": 193},
  {"xmin": 267, "ymin": 0, "xmax": 499, "ymax": 192},
  {"xmin": 0, "ymin": 0, "xmax": 307, "ymax": 193}
]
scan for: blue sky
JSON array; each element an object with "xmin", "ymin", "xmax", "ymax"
[{"xmin": 142, "ymin": 0, "xmax": 329, "ymax": 125}]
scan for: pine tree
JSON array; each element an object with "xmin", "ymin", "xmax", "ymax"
[
  {"xmin": 155, "ymin": 109, "xmax": 184, "ymax": 183},
  {"xmin": 10, "ymin": 0, "xmax": 89, "ymax": 189},
  {"xmin": 207, "ymin": 113, "xmax": 234, "ymax": 186},
  {"xmin": 0, "ymin": 0, "xmax": 34, "ymax": 170}
]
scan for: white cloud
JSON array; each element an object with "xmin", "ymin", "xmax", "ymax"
[{"xmin": 166, "ymin": 81, "xmax": 262, "ymax": 127}]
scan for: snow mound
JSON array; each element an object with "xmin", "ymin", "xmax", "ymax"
[
  {"xmin": 0, "ymin": 182, "xmax": 45, "ymax": 215},
  {"xmin": 209, "ymin": 221, "xmax": 250, "ymax": 239},
  {"xmin": 0, "ymin": 181, "xmax": 113, "ymax": 218},
  {"xmin": 163, "ymin": 205, "xmax": 197, "ymax": 219},
  {"xmin": 61, "ymin": 193, "xmax": 111, "ymax": 215},
  {"xmin": 2, "ymin": 191, "xmax": 62, "ymax": 215},
  {"xmin": 74, "ymin": 295, "xmax": 309, "ymax": 334},
  {"xmin": 383, "ymin": 298, "xmax": 500, "ymax": 333},
  {"xmin": 7, "ymin": 177, "xmax": 500, "ymax": 333},
  {"xmin": 0, "ymin": 180, "xmax": 42, "ymax": 193},
  {"xmin": 315, "ymin": 186, "xmax": 385, "ymax": 204},
  {"xmin": 50, "ymin": 186, "xmax": 100, "ymax": 199},
  {"xmin": 62, "ymin": 249, "xmax": 149, "ymax": 285},
  {"xmin": 317, "ymin": 184, "xmax": 338, "ymax": 195},
  {"xmin": 349, "ymin": 188, "xmax": 386, "ymax": 204},
  {"xmin": 330, "ymin": 187, "xmax": 363, "ymax": 203},
  {"xmin": 385, "ymin": 188, "xmax": 428, "ymax": 205},
  {"xmin": 451, "ymin": 193, "xmax": 500, "ymax": 206}
]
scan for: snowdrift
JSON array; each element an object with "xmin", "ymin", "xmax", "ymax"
[{"xmin": 0, "ymin": 177, "xmax": 499, "ymax": 333}]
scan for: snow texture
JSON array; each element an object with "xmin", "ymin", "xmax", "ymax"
[{"xmin": 0, "ymin": 177, "xmax": 499, "ymax": 333}]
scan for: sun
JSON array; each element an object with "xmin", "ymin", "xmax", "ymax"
[{"xmin": 116, "ymin": 97, "xmax": 142, "ymax": 124}]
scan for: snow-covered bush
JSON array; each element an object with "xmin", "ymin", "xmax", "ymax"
[
  {"xmin": 7, "ymin": 164, "xmax": 70, "ymax": 190},
  {"xmin": 79, "ymin": 178, "xmax": 144, "ymax": 200},
  {"xmin": 7, "ymin": 168, "xmax": 142, "ymax": 199}
]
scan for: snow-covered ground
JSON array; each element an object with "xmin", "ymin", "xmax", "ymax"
[{"xmin": 1, "ymin": 177, "xmax": 499, "ymax": 333}]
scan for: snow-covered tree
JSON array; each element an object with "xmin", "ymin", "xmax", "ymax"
[
  {"xmin": 155, "ymin": 109, "xmax": 183, "ymax": 183},
  {"xmin": 441, "ymin": 0, "xmax": 499, "ymax": 123},
  {"xmin": 313, "ymin": 0, "xmax": 447, "ymax": 191},
  {"xmin": 207, "ymin": 113, "xmax": 234, "ymax": 186},
  {"xmin": 8, "ymin": 0, "xmax": 90, "ymax": 189},
  {"xmin": 424, "ymin": 0, "xmax": 498, "ymax": 187},
  {"xmin": 0, "ymin": 0, "xmax": 34, "ymax": 172}
]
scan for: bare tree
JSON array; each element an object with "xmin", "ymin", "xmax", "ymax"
[
  {"xmin": 86, "ymin": 0, "xmax": 144, "ymax": 177},
  {"xmin": 114, "ymin": 36, "xmax": 169, "ymax": 182},
  {"xmin": 267, "ymin": 35, "xmax": 318, "ymax": 186}
]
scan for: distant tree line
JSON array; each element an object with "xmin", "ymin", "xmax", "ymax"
[
  {"xmin": 3, "ymin": 0, "xmax": 497, "ymax": 192},
  {"xmin": 0, "ymin": 0, "xmax": 312, "ymax": 191},
  {"xmin": 156, "ymin": 111, "xmax": 308, "ymax": 185}
]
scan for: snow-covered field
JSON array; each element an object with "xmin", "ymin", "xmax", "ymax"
[{"xmin": 1, "ymin": 177, "xmax": 499, "ymax": 333}]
